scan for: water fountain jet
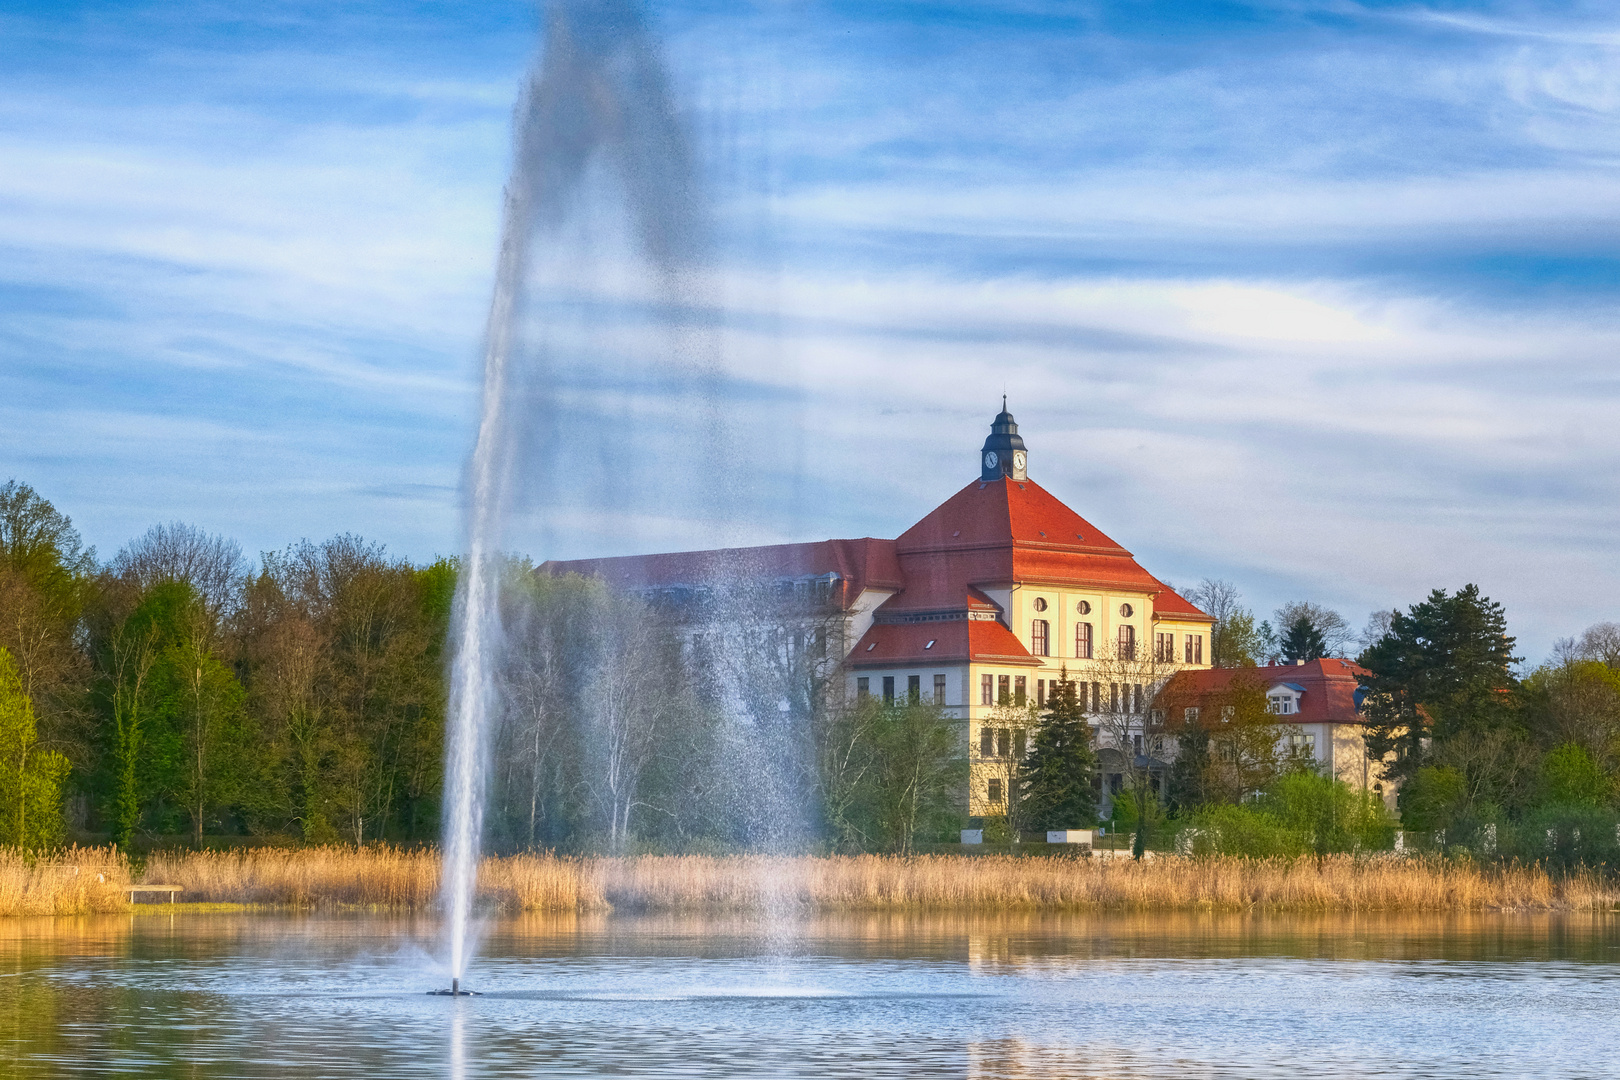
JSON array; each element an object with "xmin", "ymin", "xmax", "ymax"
[{"xmin": 435, "ymin": 0, "xmax": 711, "ymax": 996}]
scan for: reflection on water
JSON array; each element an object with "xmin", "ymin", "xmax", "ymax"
[{"xmin": 2, "ymin": 910, "xmax": 1617, "ymax": 1077}]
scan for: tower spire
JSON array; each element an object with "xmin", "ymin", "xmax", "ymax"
[{"xmin": 979, "ymin": 401, "xmax": 1028, "ymax": 482}]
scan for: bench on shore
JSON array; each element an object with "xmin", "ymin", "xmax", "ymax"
[{"xmin": 128, "ymin": 885, "xmax": 183, "ymax": 904}]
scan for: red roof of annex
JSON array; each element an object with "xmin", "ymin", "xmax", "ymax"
[{"xmin": 1165, "ymin": 659, "xmax": 1371, "ymax": 725}]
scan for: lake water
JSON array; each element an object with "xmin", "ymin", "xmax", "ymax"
[{"xmin": 2, "ymin": 910, "xmax": 1617, "ymax": 1078}]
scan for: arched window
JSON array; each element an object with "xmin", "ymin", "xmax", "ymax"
[
  {"xmin": 1117, "ymin": 624, "xmax": 1136, "ymax": 659},
  {"xmin": 1075, "ymin": 622, "xmax": 1093, "ymax": 659},
  {"xmin": 1031, "ymin": 619, "xmax": 1050, "ymax": 656}
]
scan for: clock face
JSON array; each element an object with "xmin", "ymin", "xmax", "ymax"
[
  {"xmin": 983, "ymin": 450, "xmax": 998, "ymax": 469},
  {"xmin": 1013, "ymin": 451, "xmax": 1026, "ymax": 471}
]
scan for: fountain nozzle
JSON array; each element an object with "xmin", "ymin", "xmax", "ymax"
[{"xmin": 427, "ymin": 977, "xmax": 479, "ymax": 997}]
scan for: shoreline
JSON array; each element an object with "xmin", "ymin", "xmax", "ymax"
[{"xmin": 4, "ymin": 847, "xmax": 1617, "ymax": 917}]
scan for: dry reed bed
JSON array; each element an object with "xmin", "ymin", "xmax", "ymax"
[
  {"xmin": 4, "ymin": 848, "xmax": 1616, "ymax": 916},
  {"xmin": 144, "ymin": 846, "xmax": 445, "ymax": 909},
  {"xmin": 591, "ymin": 854, "xmax": 1619, "ymax": 913},
  {"xmin": 0, "ymin": 847, "xmax": 133, "ymax": 916}
]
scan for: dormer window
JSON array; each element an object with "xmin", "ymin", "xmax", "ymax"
[{"xmin": 1267, "ymin": 683, "xmax": 1306, "ymax": 716}]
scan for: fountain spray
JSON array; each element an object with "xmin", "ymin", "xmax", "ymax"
[{"xmin": 435, "ymin": 0, "xmax": 706, "ymax": 996}]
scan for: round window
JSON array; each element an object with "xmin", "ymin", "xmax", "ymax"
[
  {"xmin": 1033, "ymin": 597, "xmax": 1047, "ymax": 612},
  {"xmin": 1077, "ymin": 601, "xmax": 1091, "ymax": 615},
  {"xmin": 1120, "ymin": 603, "xmax": 1134, "ymax": 617}
]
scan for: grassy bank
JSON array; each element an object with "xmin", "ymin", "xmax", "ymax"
[{"xmin": 3, "ymin": 847, "xmax": 1616, "ymax": 917}]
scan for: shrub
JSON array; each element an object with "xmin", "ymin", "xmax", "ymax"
[
  {"xmin": 1540, "ymin": 743, "xmax": 1611, "ymax": 809},
  {"xmin": 1177, "ymin": 773, "xmax": 1394, "ymax": 857}
]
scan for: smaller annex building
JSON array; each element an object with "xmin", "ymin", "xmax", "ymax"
[{"xmin": 1163, "ymin": 659, "xmax": 1387, "ymax": 804}]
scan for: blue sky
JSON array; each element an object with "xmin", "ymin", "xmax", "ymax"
[{"xmin": 3, "ymin": 0, "xmax": 1619, "ymax": 660}]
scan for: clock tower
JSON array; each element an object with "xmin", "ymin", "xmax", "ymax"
[{"xmin": 979, "ymin": 398, "xmax": 1028, "ymax": 481}]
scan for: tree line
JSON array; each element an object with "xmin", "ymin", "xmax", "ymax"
[
  {"xmin": 2, "ymin": 480, "xmax": 452, "ymax": 849},
  {"xmin": 0, "ymin": 479, "xmax": 970, "ymax": 855},
  {"xmin": 4, "ymin": 476, "xmax": 1617, "ymax": 864}
]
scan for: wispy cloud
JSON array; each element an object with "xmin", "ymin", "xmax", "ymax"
[{"xmin": 3, "ymin": 0, "xmax": 1617, "ymax": 658}]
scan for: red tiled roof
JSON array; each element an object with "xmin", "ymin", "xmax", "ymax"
[
  {"xmin": 1165, "ymin": 659, "xmax": 1370, "ymax": 725},
  {"xmin": 539, "ymin": 536, "xmax": 902, "ymax": 607},
  {"xmin": 848, "ymin": 618, "xmax": 1042, "ymax": 669},
  {"xmin": 965, "ymin": 586, "xmax": 1000, "ymax": 611},
  {"xmin": 1151, "ymin": 580, "xmax": 1214, "ymax": 623},
  {"xmin": 536, "ymin": 474, "xmax": 1210, "ymax": 627},
  {"xmin": 884, "ymin": 477, "xmax": 1212, "ymax": 619}
]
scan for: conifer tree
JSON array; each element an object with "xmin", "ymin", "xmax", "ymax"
[
  {"xmin": 1280, "ymin": 614, "xmax": 1328, "ymax": 663},
  {"xmin": 1359, "ymin": 585, "xmax": 1519, "ymax": 788},
  {"xmin": 1020, "ymin": 675, "xmax": 1097, "ymax": 831}
]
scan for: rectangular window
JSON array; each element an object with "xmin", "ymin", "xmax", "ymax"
[
  {"xmin": 1134, "ymin": 683, "xmax": 1144, "ymax": 714},
  {"xmin": 934, "ymin": 673, "xmax": 947, "ymax": 704},
  {"xmin": 907, "ymin": 674, "xmax": 921, "ymax": 704},
  {"xmin": 1032, "ymin": 619, "xmax": 1050, "ymax": 657},
  {"xmin": 996, "ymin": 729, "xmax": 1010, "ymax": 757},
  {"xmin": 1110, "ymin": 682, "xmax": 1120, "ymax": 712},
  {"xmin": 1156, "ymin": 632, "xmax": 1173, "ymax": 662},
  {"xmin": 1075, "ymin": 622, "xmax": 1093, "ymax": 659},
  {"xmin": 856, "ymin": 677, "xmax": 869, "ymax": 700},
  {"xmin": 1118, "ymin": 624, "xmax": 1136, "ymax": 660},
  {"xmin": 1184, "ymin": 634, "xmax": 1195, "ymax": 664},
  {"xmin": 1014, "ymin": 676, "xmax": 1027, "ymax": 705},
  {"xmin": 1091, "ymin": 681, "xmax": 1101, "ymax": 711},
  {"xmin": 1289, "ymin": 732, "xmax": 1317, "ymax": 753},
  {"xmin": 1221, "ymin": 705, "xmax": 1234, "ymax": 723},
  {"xmin": 980, "ymin": 726, "xmax": 994, "ymax": 757},
  {"xmin": 998, "ymin": 674, "xmax": 1011, "ymax": 704},
  {"xmin": 1196, "ymin": 635, "xmax": 1204, "ymax": 664},
  {"xmin": 882, "ymin": 676, "xmax": 895, "ymax": 705},
  {"xmin": 1132, "ymin": 733, "xmax": 1143, "ymax": 755},
  {"xmin": 1015, "ymin": 729, "xmax": 1027, "ymax": 758},
  {"xmin": 981, "ymin": 674, "xmax": 993, "ymax": 705},
  {"xmin": 1185, "ymin": 706, "xmax": 1200, "ymax": 723},
  {"xmin": 988, "ymin": 778, "xmax": 1004, "ymax": 803},
  {"xmin": 1037, "ymin": 679, "xmax": 1046, "ymax": 706}
]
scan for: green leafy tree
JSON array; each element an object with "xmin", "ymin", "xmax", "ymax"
[
  {"xmin": 866, "ymin": 699, "xmax": 965, "ymax": 853},
  {"xmin": 0, "ymin": 480, "xmax": 95, "ymax": 777},
  {"xmin": 1399, "ymin": 765, "xmax": 1468, "ymax": 832},
  {"xmin": 1358, "ymin": 586, "xmax": 1520, "ymax": 802},
  {"xmin": 824, "ymin": 697, "xmax": 963, "ymax": 853},
  {"xmin": 1020, "ymin": 677, "xmax": 1097, "ymax": 830},
  {"xmin": 96, "ymin": 581, "xmax": 191, "ymax": 844},
  {"xmin": 0, "ymin": 648, "xmax": 71, "ymax": 849},
  {"xmin": 1539, "ymin": 743, "xmax": 1610, "ymax": 808},
  {"xmin": 1521, "ymin": 660, "xmax": 1620, "ymax": 789}
]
